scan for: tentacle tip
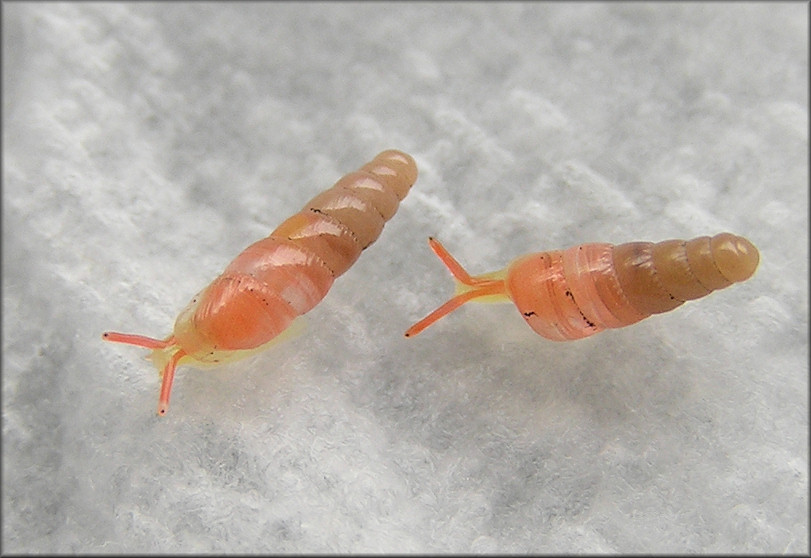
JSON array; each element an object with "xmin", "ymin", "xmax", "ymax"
[
  {"xmin": 157, "ymin": 404, "xmax": 168, "ymax": 416},
  {"xmin": 404, "ymin": 325, "xmax": 422, "ymax": 338}
]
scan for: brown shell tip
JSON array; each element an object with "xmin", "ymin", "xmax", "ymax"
[{"xmin": 711, "ymin": 233, "xmax": 760, "ymax": 283}]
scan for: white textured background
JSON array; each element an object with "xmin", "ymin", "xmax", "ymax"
[{"xmin": 3, "ymin": 2, "xmax": 807, "ymax": 554}]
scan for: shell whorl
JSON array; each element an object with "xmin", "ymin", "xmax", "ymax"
[{"xmin": 278, "ymin": 149, "xmax": 418, "ymax": 277}]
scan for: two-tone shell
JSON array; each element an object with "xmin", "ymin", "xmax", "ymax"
[{"xmin": 405, "ymin": 233, "xmax": 759, "ymax": 341}]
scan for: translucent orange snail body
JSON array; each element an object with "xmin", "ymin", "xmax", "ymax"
[
  {"xmin": 405, "ymin": 233, "xmax": 759, "ymax": 341},
  {"xmin": 104, "ymin": 150, "xmax": 418, "ymax": 415}
]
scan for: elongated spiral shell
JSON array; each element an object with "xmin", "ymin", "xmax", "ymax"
[
  {"xmin": 507, "ymin": 233, "xmax": 759, "ymax": 340},
  {"xmin": 175, "ymin": 150, "xmax": 418, "ymax": 354}
]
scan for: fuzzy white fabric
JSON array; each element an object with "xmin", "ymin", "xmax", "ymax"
[{"xmin": 3, "ymin": 3, "xmax": 807, "ymax": 553}]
